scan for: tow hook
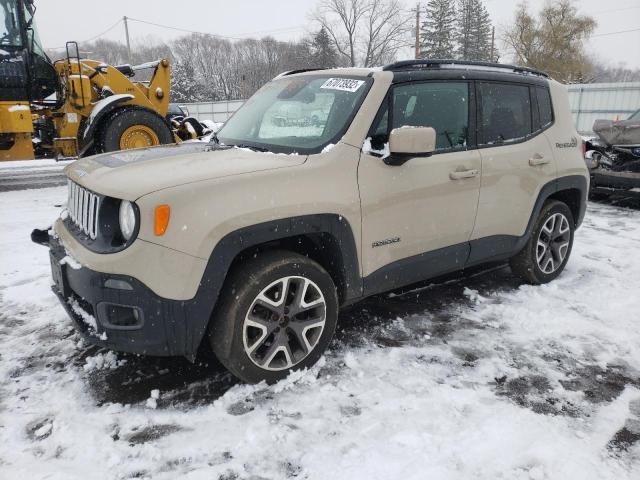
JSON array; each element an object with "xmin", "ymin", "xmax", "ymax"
[{"xmin": 31, "ymin": 228, "xmax": 50, "ymax": 246}]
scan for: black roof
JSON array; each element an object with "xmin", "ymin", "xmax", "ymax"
[
  {"xmin": 383, "ymin": 59, "xmax": 549, "ymax": 77},
  {"xmin": 384, "ymin": 60, "xmax": 550, "ymax": 87}
]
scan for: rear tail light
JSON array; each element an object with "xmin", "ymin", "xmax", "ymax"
[{"xmin": 582, "ymin": 140, "xmax": 586, "ymax": 160}]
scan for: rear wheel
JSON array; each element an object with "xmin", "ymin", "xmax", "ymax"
[
  {"xmin": 510, "ymin": 200, "xmax": 575, "ymax": 284},
  {"xmin": 209, "ymin": 251, "xmax": 338, "ymax": 384},
  {"xmin": 97, "ymin": 107, "xmax": 174, "ymax": 153}
]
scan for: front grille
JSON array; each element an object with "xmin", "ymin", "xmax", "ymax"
[{"xmin": 67, "ymin": 179, "xmax": 100, "ymax": 240}]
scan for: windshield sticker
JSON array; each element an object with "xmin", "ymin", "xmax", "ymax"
[{"xmin": 320, "ymin": 78, "xmax": 365, "ymax": 93}]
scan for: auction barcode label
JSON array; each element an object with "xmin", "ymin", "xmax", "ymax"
[{"xmin": 320, "ymin": 78, "xmax": 365, "ymax": 93}]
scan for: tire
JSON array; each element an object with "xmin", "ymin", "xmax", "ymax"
[
  {"xmin": 209, "ymin": 250, "xmax": 339, "ymax": 384},
  {"xmin": 510, "ymin": 200, "xmax": 575, "ymax": 284},
  {"xmin": 96, "ymin": 107, "xmax": 174, "ymax": 153}
]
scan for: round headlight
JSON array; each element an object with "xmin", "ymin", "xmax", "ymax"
[{"xmin": 118, "ymin": 200, "xmax": 137, "ymax": 241}]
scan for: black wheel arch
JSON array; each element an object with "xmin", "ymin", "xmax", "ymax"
[
  {"xmin": 509, "ymin": 174, "xmax": 587, "ymax": 258},
  {"xmin": 184, "ymin": 214, "xmax": 362, "ymax": 360}
]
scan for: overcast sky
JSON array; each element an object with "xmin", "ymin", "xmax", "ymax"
[{"xmin": 36, "ymin": 0, "xmax": 640, "ymax": 69}]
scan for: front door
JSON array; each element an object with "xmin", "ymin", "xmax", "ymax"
[{"xmin": 358, "ymin": 81, "xmax": 481, "ymax": 294}]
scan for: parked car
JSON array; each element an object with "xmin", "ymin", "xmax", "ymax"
[
  {"xmin": 33, "ymin": 60, "xmax": 588, "ymax": 384},
  {"xmin": 585, "ymin": 109, "xmax": 640, "ymax": 199}
]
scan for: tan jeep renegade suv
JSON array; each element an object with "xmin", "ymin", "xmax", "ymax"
[{"xmin": 34, "ymin": 60, "xmax": 589, "ymax": 383}]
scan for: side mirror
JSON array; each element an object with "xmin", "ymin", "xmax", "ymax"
[{"xmin": 385, "ymin": 126, "xmax": 436, "ymax": 166}]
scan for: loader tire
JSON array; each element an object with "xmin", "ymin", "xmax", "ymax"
[{"xmin": 96, "ymin": 107, "xmax": 174, "ymax": 153}]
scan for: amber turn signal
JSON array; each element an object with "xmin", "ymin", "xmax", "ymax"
[{"xmin": 154, "ymin": 204, "xmax": 170, "ymax": 236}]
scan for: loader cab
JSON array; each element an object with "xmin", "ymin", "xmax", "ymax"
[{"xmin": 0, "ymin": 0, "xmax": 57, "ymax": 102}]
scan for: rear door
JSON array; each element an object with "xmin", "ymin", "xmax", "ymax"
[
  {"xmin": 469, "ymin": 81, "xmax": 556, "ymax": 263},
  {"xmin": 358, "ymin": 80, "xmax": 482, "ymax": 291}
]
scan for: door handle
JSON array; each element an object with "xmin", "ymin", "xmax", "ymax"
[
  {"xmin": 449, "ymin": 169, "xmax": 479, "ymax": 180},
  {"xmin": 529, "ymin": 153, "xmax": 550, "ymax": 166}
]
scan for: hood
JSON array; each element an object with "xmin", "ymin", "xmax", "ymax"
[
  {"xmin": 64, "ymin": 142, "xmax": 308, "ymax": 200},
  {"xmin": 593, "ymin": 118, "xmax": 640, "ymax": 147}
]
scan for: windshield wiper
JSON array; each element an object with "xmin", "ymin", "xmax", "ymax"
[{"xmin": 232, "ymin": 144, "xmax": 270, "ymax": 152}]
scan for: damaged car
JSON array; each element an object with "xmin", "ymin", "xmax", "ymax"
[{"xmin": 585, "ymin": 109, "xmax": 640, "ymax": 198}]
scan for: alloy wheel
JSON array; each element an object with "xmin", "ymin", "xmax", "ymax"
[
  {"xmin": 243, "ymin": 276, "xmax": 326, "ymax": 371},
  {"xmin": 536, "ymin": 213, "xmax": 571, "ymax": 274}
]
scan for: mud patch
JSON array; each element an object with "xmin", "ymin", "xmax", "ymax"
[
  {"xmin": 608, "ymin": 423, "xmax": 640, "ymax": 452},
  {"xmin": 125, "ymin": 424, "xmax": 183, "ymax": 445},
  {"xmin": 495, "ymin": 374, "xmax": 582, "ymax": 417},
  {"xmin": 340, "ymin": 404, "xmax": 362, "ymax": 417},
  {"xmin": 26, "ymin": 418, "xmax": 54, "ymax": 440},
  {"xmin": 559, "ymin": 365, "xmax": 640, "ymax": 404},
  {"xmin": 80, "ymin": 350, "xmax": 237, "ymax": 408}
]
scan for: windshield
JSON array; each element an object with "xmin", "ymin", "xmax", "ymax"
[
  {"xmin": 217, "ymin": 75, "xmax": 372, "ymax": 154},
  {"xmin": 0, "ymin": 0, "xmax": 22, "ymax": 47}
]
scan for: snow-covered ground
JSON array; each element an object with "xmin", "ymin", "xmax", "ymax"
[{"xmin": 0, "ymin": 186, "xmax": 639, "ymax": 480}]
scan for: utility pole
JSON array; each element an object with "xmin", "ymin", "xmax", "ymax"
[
  {"xmin": 123, "ymin": 16, "xmax": 132, "ymax": 65},
  {"xmin": 414, "ymin": 3, "xmax": 421, "ymax": 59},
  {"xmin": 490, "ymin": 26, "xmax": 495, "ymax": 62}
]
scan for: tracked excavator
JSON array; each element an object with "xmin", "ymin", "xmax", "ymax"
[{"xmin": 0, "ymin": 0, "xmax": 202, "ymax": 161}]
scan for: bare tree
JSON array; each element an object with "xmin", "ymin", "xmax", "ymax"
[
  {"xmin": 313, "ymin": 0, "xmax": 410, "ymax": 67},
  {"xmin": 503, "ymin": 0, "xmax": 596, "ymax": 83}
]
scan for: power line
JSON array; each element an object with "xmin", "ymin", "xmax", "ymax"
[
  {"xmin": 591, "ymin": 27, "xmax": 640, "ymax": 38},
  {"xmin": 127, "ymin": 17, "xmax": 307, "ymax": 41},
  {"xmin": 48, "ymin": 18, "xmax": 123, "ymax": 49},
  {"xmin": 47, "ymin": 16, "xmax": 307, "ymax": 51},
  {"xmin": 126, "ymin": 17, "xmax": 244, "ymax": 40},
  {"xmin": 590, "ymin": 5, "xmax": 640, "ymax": 15}
]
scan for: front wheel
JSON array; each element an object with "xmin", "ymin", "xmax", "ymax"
[
  {"xmin": 510, "ymin": 200, "xmax": 575, "ymax": 284},
  {"xmin": 97, "ymin": 107, "xmax": 174, "ymax": 153},
  {"xmin": 209, "ymin": 251, "xmax": 338, "ymax": 384}
]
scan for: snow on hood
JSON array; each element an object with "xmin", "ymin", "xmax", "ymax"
[{"xmin": 64, "ymin": 143, "xmax": 308, "ymax": 200}]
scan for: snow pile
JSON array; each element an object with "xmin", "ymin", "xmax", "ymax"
[
  {"xmin": 83, "ymin": 351, "xmax": 127, "ymax": 372},
  {"xmin": 0, "ymin": 186, "xmax": 639, "ymax": 479},
  {"xmin": 322, "ymin": 143, "xmax": 336, "ymax": 153},
  {"xmin": 146, "ymin": 389, "xmax": 161, "ymax": 409}
]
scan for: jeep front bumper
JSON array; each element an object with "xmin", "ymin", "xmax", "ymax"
[{"xmin": 41, "ymin": 232, "xmax": 215, "ymax": 360}]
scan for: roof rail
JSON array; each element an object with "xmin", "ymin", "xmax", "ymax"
[
  {"xmin": 274, "ymin": 68, "xmax": 325, "ymax": 80},
  {"xmin": 382, "ymin": 59, "xmax": 549, "ymax": 78}
]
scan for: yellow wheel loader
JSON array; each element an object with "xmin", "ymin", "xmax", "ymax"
[{"xmin": 0, "ymin": 0, "xmax": 197, "ymax": 161}]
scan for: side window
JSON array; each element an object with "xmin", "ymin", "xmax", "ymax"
[
  {"xmin": 479, "ymin": 83, "xmax": 532, "ymax": 145},
  {"xmin": 392, "ymin": 82, "xmax": 469, "ymax": 151},
  {"xmin": 536, "ymin": 86, "xmax": 553, "ymax": 128},
  {"xmin": 368, "ymin": 82, "xmax": 469, "ymax": 152}
]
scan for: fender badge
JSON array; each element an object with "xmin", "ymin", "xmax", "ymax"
[
  {"xmin": 372, "ymin": 237, "xmax": 401, "ymax": 248},
  {"xmin": 555, "ymin": 137, "xmax": 578, "ymax": 149}
]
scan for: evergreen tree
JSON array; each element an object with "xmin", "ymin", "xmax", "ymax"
[
  {"xmin": 470, "ymin": 0, "xmax": 492, "ymax": 61},
  {"xmin": 310, "ymin": 28, "xmax": 338, "ymax": 68},
  {"xmin": 455, "ymin": 0, "xmax": 493, "ymax": 61},
  {"xmin": 170, "ymin": 60, "xmax": 203, "ymax": 103},
  {"xmin": 420, "ymin": 0, "xmax": 457, "ymax": 59}
]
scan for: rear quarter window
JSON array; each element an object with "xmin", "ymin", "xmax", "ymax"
[{"xmin": 536, "ymin": 86, "xmax": 554, "ymax": 128}]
